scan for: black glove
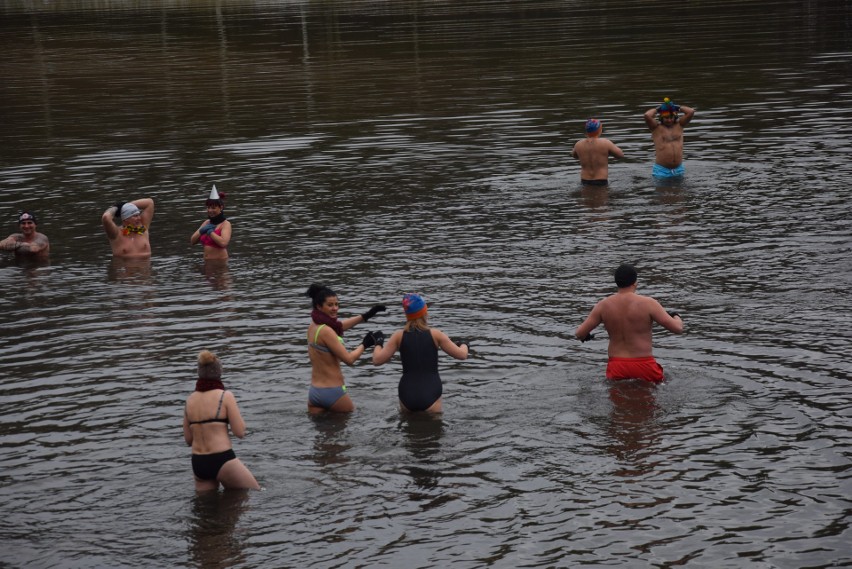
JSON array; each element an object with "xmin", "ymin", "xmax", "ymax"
[
  {"xmin": 372, "ymin": 331, "xmax": 385, "ymax": 346},
  {"xmin": 454, "ymin": 338, "xmax": 470, "ymax": 349},
  {"xmin": 361, "ymin": 304, "xmax": 386, "ymax": 322},
  {"xmin": 113, "ymin": 201, "xmax": 125, "ymax": 219},
  {"xmin": 580, "ymin": 333, "xmax": 595, "ymax": 343},
  {"xmin": 361, "ymin": 332, "xmax": 377, "ymax": 349},
  {"xmin": 667, "ymin": 311, "xmax": 681, "ymax": 319}
]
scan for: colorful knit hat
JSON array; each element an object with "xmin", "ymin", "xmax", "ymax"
[
  {"xmin": 658, "ymin": 97, "xmax": 679, "ymax": 116},
  {"xmin": 402, "ymin": 293, "xmax": 427, "ymax": 321},
  {"xmin": 585, "ymin": 118, "xmax": 602, "ymax": 133}
]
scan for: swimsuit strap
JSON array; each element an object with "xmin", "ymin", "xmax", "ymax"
[
  {"xmin": 187, "ymin": 390, "xmax": 228, "ymax": 424},
  {"xmin": 213, "ymin": 390, "xmax": 225, "ymax": 420},
  {"xmin": 314, "ymin": 324, "xmax": 326, "ymax": 344},
  {"xmin": 308, "ymin": 324, "xmax": 331, "ymax": 353},
  {"xmin": 309, "ymin": 324, "xmax": 345, "ymax": 353}
]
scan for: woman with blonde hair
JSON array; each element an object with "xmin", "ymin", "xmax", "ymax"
[
  {"xmin": 372, "ymin": 293, "xmax": 469, "ymax": 413},
  {"xmin": 183, "ymin": 350, "xmax": 259, "ymax": 491}
]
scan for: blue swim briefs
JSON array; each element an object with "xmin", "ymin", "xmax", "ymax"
[
  {"xmin": 652, "ymin": 163, "xmax": 685, "ymax": 178},
  {"xmin": 308, "ymin": 385, "xmax": 347, "ymax": 409}
]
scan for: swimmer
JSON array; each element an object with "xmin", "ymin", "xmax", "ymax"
[
  {"xmin": 575, "ymin": 264, "xmax": 683, "ymax": 383},
  {"xmin": 305, "ymin": 283, "xmax": 386, "ymax": 413},
  {"xmin": 572, "ymin": 118, "xmax": 624, "ymax": 186},
  {"xmin": 0, "ymin": 211, "xmax": 50, "ymax": 259},
  {"xmin": 102, "ymin": 197, "xmax": 155, "ymax": 258},
  {"xmin": 183, "ymin": 350, "xmax": 260, "ymax": 491},
  {"xmin": 644, "ymin": 97, "xmax": 695, "ymax": 178},
  {"xmin": 190, "ymin": 185, "xmax": 231, "ymax": 261},
  {"xmin": 372, "ymin": 293, "xmax": 469, "ymax": 413}
]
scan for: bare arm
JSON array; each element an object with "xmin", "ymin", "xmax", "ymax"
[
  {"xmin": 102, "ymin": 206, "xmax": 120, "ymax": 239},
  {"xmin": 644, "ymin": 107, "xmax": 661, "ymax": 130},
  {"xmin": 0, "ymin": 234, "xmax": 21, "ymax": 251},
  {"xmin": 678, "ymin": 105, "xmax": 695, "ymax": 127},
  {"xmin": 575, "ymin": 302, "xmax": 603, "ymax": 340},
  {"xmin": 322, "ymin": 325, "xmax": 367, "ymax": 366},
  {"xmin": 341, "ymin": 316, "xmax": 362, "ymax": 331},
  {"xmin": 572, "ymin": 140, "xmax": 580, "ymax": 159},
  {"xmin": 649, "ymin": 300, "xmax": 684, "ymax": 334},
  {"xmin": 133, "ymin": 198, "xmax": 155, "ymax": 227},
  {"xmin": 372, "ymin": 330, "xmax": 402, "ymax": 365},
  {"xmin": 225, "ymin": 391, "xmax": 248, "ymax": 438},
  {"xmin": 434, "ymin": 329, "xmax": 468, "ymax": 360},
  {"xmin": 208, "ymin": 220, "xmax": 231, "ymax": 248},
  {"xmin": 608, "ymin": 140, "xmax": 625, "ymax": 159},
  {"xmin": 183, "ymin": 408, "xmax": 193, "ymax": 446}
]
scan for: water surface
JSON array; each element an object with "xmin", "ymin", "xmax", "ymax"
[{"xmin": 1, "ymin": 1, "xmax": 850, "ymax": 567}]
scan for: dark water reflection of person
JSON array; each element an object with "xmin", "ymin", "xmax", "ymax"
[
  {"xmin": 5, "ymin": 255, "xmax": 51, "ymax": 271},
  {"xmin": 654, "ymin": 178, "xmax": 686, "ymax": 209},
  {"xmin": 578, "ymin": 184, "xmax": 609, "ymax": 213},
  {"xmin": 201, "ymin": 259, "xmax": 233, "ymax": 293},
  {"xmin": 605, "ymin": 380, "xmax": 662, "ymax": 476},
  {"xmin": 187, "ymin": 489, "xmax": 251, "ymax": 569},
  {"xmin": 107, "ymin": 256, "xmax": 152, "ymax": 284},
  {"xmin": 309, "ymin": 412, "xmax": 352, "ymax": 467},
  {"xmin": 2, "ymin": 258, "xmax": 52, "ymax": 305},
  {"xmin": 400, "ymin": 413, "xmax": 445, "ymax": 493}
]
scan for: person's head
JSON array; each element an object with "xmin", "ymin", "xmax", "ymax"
[
  {"xmin": 614, "ymin": 264, "xmax": 638, "ymax": 289},
  {"xmin": 197, "ymin": 350, "xmax": 222, "ymax": 380},
  {"xmin": 120, "ymin": 203, "xmax": 142, "ymax": 225},
  {"xmin": 657, "ymin": 99, "xmax": 679, "ymax": 124},
  {"xmin": 585, "ymin": 118, "xmax": 602, "ymax": 137},
  {"xmin": 402, "ymin": 293, "xmax": 428, "ymax": 330},
  {"xmin": 18, "ymin": 211, "xmax": 38, "ymax": 235},
  {"xmin": 306, "ymin": 283, "xmax": 339, "ymax": 316},
  {"xmin": 205, "ymin": 184, "xmax": 226, "ymax": 216}
]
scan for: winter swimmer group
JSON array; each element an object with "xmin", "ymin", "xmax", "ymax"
[{"xmin": 4, "ymin": 98, "xmax": 690, "ymax": 491}]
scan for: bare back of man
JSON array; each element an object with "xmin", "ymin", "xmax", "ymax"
[
  {"xmin": 576, "ymin": 288, "xmax": 683, "ymax": 358},
  {"xmin": 573, "ymin": 137, "xmax": 624, "ymax": 181},
  {"xmin": 597, "ymin": 291, "xmax": 668, "ymax": 357}
]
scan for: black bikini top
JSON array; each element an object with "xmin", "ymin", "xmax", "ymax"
[{"xmin": 188, "ymin": 390, "xmax": 229, "ymax": 425}]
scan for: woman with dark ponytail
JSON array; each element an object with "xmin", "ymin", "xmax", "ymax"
[{"xmin": 304, "ymin": 283, "xmax": 386, "ymax": 413}]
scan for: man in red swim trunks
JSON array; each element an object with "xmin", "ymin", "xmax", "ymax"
[{"xmin": 575, "ymin": 264, "xmax": 683, "ymax": 383}]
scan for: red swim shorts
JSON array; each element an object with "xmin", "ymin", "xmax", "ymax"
[{"xmin": 606, "ymin": 357, "xmax": 665, "ymax": 383}]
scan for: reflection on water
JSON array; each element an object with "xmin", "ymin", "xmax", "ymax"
[
  {"xmin": 107, "ymin": 256, "xmax": 152, "ymax": 284},
  {"xmin": 400, "ymin": 413, "xmax": 444, "ymax": 494},
  {"xmin": 187, "ymin": 490, "xmax": 251, "ymax": 569},
  {"xmin": 309, "ymin": 411, "xmax": 352, "ymax": 468},
  {"xmin": 200, "ymin": 259, "xmax": 233, "ymax": 293},
  {"xmin": 605, "ymin": 380, "xmax": 661, "ymax": 477},
  {"xmin": 0, "ymin": 1, "xmax": 851, "ymax": 567}
]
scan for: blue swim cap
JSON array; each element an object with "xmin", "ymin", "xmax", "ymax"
[
  {"xmin": 585, "ymin": 118, "xmax": 602, "ymax": 133},
  {"xmin": 402, "ymin": 293, "xmax": 427, "ymax": 321}
]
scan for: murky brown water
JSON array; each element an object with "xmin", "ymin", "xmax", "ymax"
[{"xmin": 1, "ymin": 1, "xmax": 850, "ymax": 567}]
